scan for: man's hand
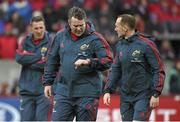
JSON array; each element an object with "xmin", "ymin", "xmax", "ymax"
[
  {"xmin": 23, "ymin": 50, "xmax": 28, "ymax": 53},
  {"xmin": 150, "ymin": 96, "xmax": 159, "ymax": 109},
  {"xmin": 103, "ymin": 93, "xmax": 111, "ymax": 106},
  {"xmin": 44, "ymin": 86, "xmax": 52, "ymax": 98},
  {"xmin": 74, "ymin": 59, "xmax": 90, "ymax": 69}
]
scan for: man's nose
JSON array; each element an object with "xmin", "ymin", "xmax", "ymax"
[
  {"xmin": 76, "ymin": 27, "xmax": 81, "ymax": 30},
  {"xmin": 37, "ymin": 29, "xmax": 42, "ymax": 33}
]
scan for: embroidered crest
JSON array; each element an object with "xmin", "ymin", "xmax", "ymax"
[
  {"xmin": 41, "ymin": 47, "xmax": 47, "ymax": 53},
  {"xmin": 131, "ymin": 50, "xmax": 142, "ymax": 62},
  {"xmin": 41, "ymin": 47, "xmax": 47, "ymax": 57},
  {"xmin": 80, "ymin": 44, "xmax": 89, "ymax": 50},
  {"xmin": 132, "ymin": 50, "xmax": 141, "ymax": 57}
]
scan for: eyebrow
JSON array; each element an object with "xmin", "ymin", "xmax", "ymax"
[{"xmin": 73, "ymin": 24, "xmax": 84, "ymax": 27}]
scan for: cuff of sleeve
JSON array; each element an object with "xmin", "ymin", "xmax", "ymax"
[
  {"xmin": 152, "ymin": 91, "xmax": 160, "ymax": 98},
  {"xmin": 103, "ymin": 88, "xmax": 112, "ymax": 94},
  {"xmin": 89, "ymin": 58, "xmax": 98, "ymax": 68},
  {"xmin": 43, "ymin": 82, "xmax": 53, "ymax": 86}
]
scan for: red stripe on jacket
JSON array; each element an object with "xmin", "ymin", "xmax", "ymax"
[
  {"xmin": 139, "ymin": 36, "xmax": 165, "ymax": 92},
  {"xmin": 16, "ymin": 34, "xmax": 35, "ymax": 55},
  {"xmin": 93, "ymin": 32, "xmax": 113, "ymax": 64}
]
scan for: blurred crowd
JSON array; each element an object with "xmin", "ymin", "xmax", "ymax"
[{"xmin": 0, "ymin": 0, "xmax": 179, "ymax": 96}]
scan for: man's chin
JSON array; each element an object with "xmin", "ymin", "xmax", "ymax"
[
  {"xmin": 75, "ymin": 33, "xmax": 83, "ymax": 37},
  {"xmin": 119, "ymin": 35, "xmax": 125, "ymax": 39}
]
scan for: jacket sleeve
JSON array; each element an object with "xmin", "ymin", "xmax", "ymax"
[
  {"xmin": 43, "ymin": 36, "xmax": 60, "ymax": 86},
  {"xmin": 15, "ymin": 40, "xmax": 42, "ymax": 65},
  {"xmin": 30, "ymin": 58, "xmax": 47, "ymax": 71},
  {"xmin": 30, "ymin": 34, "xmax": 52, "ymax": 70},
  {"xmin": 104, "ymin": 47, "xmax": 122, "ymax": 93},
  {"xmin": 145, "ymin": 41, "xmax": 165, "ymax": 96},
  {"xmin": 89, "ymin": 33, "xmax": 113, "ymax": 71}
]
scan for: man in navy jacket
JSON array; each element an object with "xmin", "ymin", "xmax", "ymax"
[
  {"xmin": 16, "ymin": 16, "xmax": 52, "ymax": 121},
  {"xmin": 43, "ymin": 6, "xmax": 113, "ymax": 121},
  {"xmin": 103, "ymin": 14, "xmax": 165, "ymax": 121}
]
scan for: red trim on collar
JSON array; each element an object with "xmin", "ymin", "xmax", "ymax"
[
  {"xmin": 34, "ymin": 38, "xmax": 42, "ymax": 45},
  {"xmin": 70, "ymin": 32, "xmax": 78, "ymax": 41}
]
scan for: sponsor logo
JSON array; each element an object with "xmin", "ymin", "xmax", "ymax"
[{"xmin": 0, "ymin": 102, "xmax": 20, "ymax": 121}]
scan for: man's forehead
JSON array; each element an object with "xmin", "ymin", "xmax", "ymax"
[
  {"xmin": 70, "ymin": 17, "xmax": 85, "ymax": 25},
  {"xmin": 32, "ymin": 21, "xmax": 44, "ymax": 26}
]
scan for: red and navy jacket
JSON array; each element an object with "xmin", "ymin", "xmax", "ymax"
[
  {"xmin": 43, "ymin": 22, "xmax": 113, "ymax": 97},
  {"xmin": 104, "ymin": 32, "xmax": 165, "ymax": 101},
  {"xmin": 16, "ymin": 32, "xmax": 51, "ymax": 95}
]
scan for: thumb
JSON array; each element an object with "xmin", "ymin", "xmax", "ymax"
[{"xmin": 108, "ymin": 96, "xmax": 111, "ymax": 104}]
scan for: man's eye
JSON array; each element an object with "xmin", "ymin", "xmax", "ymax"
[{"xmin": 74, "ymin": 25, "xmax": 83, "ymax": 27}]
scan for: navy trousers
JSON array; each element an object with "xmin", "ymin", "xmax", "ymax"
[
  {"xmin": 20, "ymin": 94, "xmax": 52, "ymax": 121},
  {"xmin": 52, "ymin": 94, "xmax": 99, "ymax": 121},
  {"xmin": 120, "ymin": 98, "xmax": 152, "ymax": 121}
]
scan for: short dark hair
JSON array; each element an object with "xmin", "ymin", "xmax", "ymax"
[
  {"xmin": 30, "ymin": 15, "xmax": 45, "ymax": 24},
  {"xmin": 68, "ymin": 6, "xmax": 87, "ymax": 20},
  {"xmin": 118, "ymin": 14, "xmax": 136, "ymax": 30}
]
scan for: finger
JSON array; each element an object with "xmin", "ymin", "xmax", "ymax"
[
  {"xmin": 157, "ymin": 102, "xmax": 159, "ymax": 107},
  {"xmin": 108, "ymin": 97, "xmax": 111, "ymax": 104},
  {"xmin": 103, "ymin": 97, "xmax": 108, "ymax": 106},
  {"xmin": 104, "ymin": 100, "xmax": 109, "ymax": 106},
  {"xmin": 103, "ymin": 97, "xmax": 106, "ymax": 104},
  {"xmin": 150, "ymin": 103, "xmax": 157, "ymax": 109},
  {"xmin": 75, "ymin": 65, "xmax": 79, "ymax": 69},
  {"xmin": 45, "ymin": 90, "xmax": 49, "ymax": 98},
  {"xmin": 154, "ymin": 102, "xmax": 159, "ymax": 108},
  {"xmin": 48, "ymin": 90, "xmax": 52, "ymax": 97},
  {"xmin": 104, "ymin": 98, "xmax": 110, "ymax": 106},
  {"xmin": 150, "ymin": 102, "xmax": 153, "ymax": 109}
]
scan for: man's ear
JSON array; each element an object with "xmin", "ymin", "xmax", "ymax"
[{"xmin": 123, "ymin": 26, "xmax": 128, "ymax": 32}]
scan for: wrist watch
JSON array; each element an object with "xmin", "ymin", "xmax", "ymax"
[{"xmin": 153, "ymin": 93, "xmax": 159, "ymax": 98}]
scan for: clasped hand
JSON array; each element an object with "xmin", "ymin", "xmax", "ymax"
[{"xmin": 74, "ymin": 59, "xmax": 90, "ymax": 69}]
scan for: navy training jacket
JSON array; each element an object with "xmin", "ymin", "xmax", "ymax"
[
  {"xmin": 105, "ymin": 32, "xmax": 165, "ymax": 101},
  {"xmin": 43, "ymin": 22, "xmax": 113, "ymax": 97},
  {"xmin": 16, "ymin": 32, "xmax": 51, "ymax": 95}
]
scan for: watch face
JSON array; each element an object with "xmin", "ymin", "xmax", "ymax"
[{"xmin": 153, "ymin": 94, "xmax": 158, "ymax": 98}]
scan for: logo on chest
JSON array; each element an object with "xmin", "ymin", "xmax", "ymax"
[
  {"xmin": 41, "ymin": 47, "xmax": 48, "ymax": 57},
  {"xmin": 131, "ymin": 50, "xmax": 142, "ymax": 62},
  {"xmin": 132, "ymin": 50, "xmax": 141, "ymax": 57},
  {"xmin": 80, "ymin": 44, "xmax": 89, "ymax": 50}
]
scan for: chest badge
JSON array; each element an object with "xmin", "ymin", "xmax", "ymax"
[
  {"xmin": 132, "ymin": 50, "xmax": 141, "ymax": 57},
  {"xmin": 41, "ymin": 47, "xmax": 47, "ymax": 53},
  {"xmin": 41, "ymin": 47, "xmax": 48, "ymax": 57},
  {"xmin": 80, "ymin": 44, "xmax": 89, "ymax": 50}
]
